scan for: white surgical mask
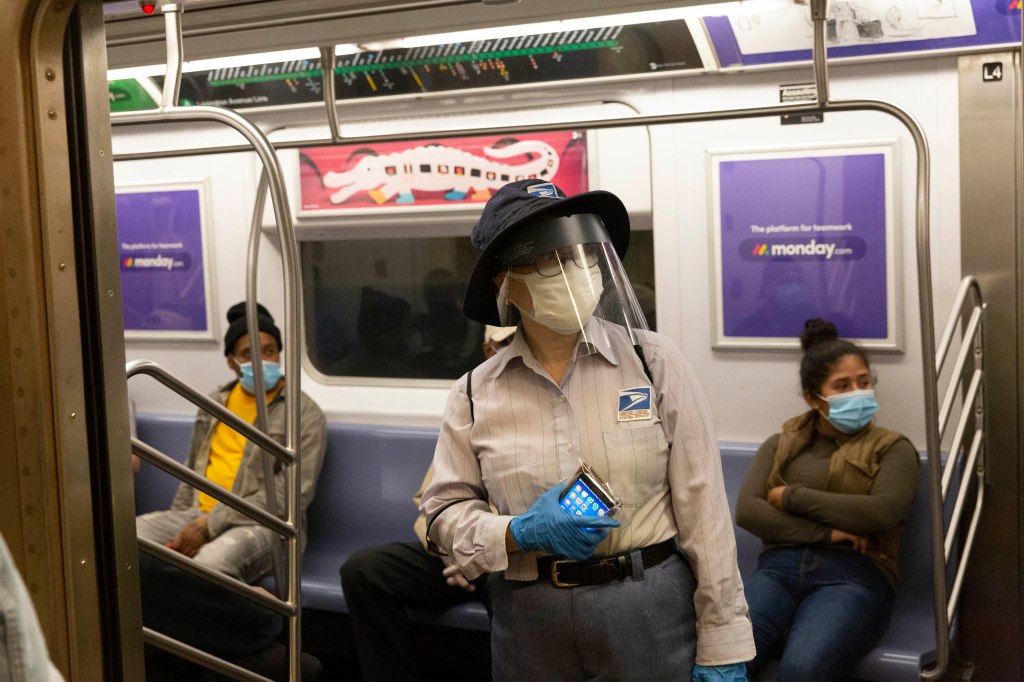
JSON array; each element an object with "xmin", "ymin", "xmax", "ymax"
[
  {"xmin": 509, "ymin": 264, "xmax": 603, "ymax": 335},
  {"xmin": 496, "ymin": 274, "xmax": 513, "ymax": 327}
]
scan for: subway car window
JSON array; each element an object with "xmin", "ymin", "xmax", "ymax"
[{"xmin": 302, "ymin": 230, "xmax": 655, "ymax": 381}]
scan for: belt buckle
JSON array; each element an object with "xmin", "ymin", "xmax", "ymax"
[{"xmin": 549, "ymin": 559, "xmax": 580, "ymax": 588}]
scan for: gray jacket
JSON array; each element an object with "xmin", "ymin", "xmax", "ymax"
[{"xmin": 170, "ymin": 381, "xmax": 328, "ymax": 547}]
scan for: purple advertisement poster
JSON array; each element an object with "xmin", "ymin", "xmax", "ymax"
[
  {"xmin": 116, "ymin": 186, "xmax": 213, "ymax": 337},
  {"xmin": 713, "ymin": 147, "xmax": 896, "ymax": 348}
]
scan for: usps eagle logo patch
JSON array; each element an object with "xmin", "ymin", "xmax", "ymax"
[
  {"xmin": 617, "ymin": 387, "xmax": 652, "ymax": 422},
  {"xmin": 525, "ymin": 182, "xmax": 561, "ymax": 199}
]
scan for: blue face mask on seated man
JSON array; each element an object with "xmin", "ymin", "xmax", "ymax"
[
  {"xmin": 238, "ymin": 361, "xmax": 283, "ymax": 394},
  {"xmin": 818, "ymin": 388, "xmax": 878, "ymax": 434}
]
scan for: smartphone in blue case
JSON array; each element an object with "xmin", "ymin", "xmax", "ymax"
[{"xmin": 558, "ymin": 461, "xmax": 621, "ymax": 528}]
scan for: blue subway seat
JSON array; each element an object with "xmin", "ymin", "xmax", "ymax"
[
  {"xmin": 720, "ymin": 443, "xmax": 939, "ymax": 682},
  {"xmin": 134, "ymin": 414, "xmax": 194, "ymax": 514},
  {"xmin": 134, "ymin": 415, "xmax": 942, "ymax": 674},
  {"xmin": 134, "ymin": 414, "xmax": 490, "ymax": 631},
  {"xmin": 300, "ymin": 423, "xmax": 491, "ymax": 631}
]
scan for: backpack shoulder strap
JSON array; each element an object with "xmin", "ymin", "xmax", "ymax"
[{"xmin": 633, "ymin": 343, "xmax": 655, "ymax": 386}]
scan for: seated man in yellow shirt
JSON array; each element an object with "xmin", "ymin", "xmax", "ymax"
[{"xmin": 136, "ymin": 301, "xmax": 327, "ymax": 583}]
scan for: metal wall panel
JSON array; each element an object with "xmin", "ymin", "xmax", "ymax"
[
  {"xmin": 67, "ymin": 0, "xmax": 146, "ymax": 677},
  {"xmin": 25, "ymin": 0, "xmax": 110, "ymax": 677},
  {"xmin": 0, "ymin": 0, "xmax": 73, "ymax": 672},
  {"xmin": 0, "ymin": 0, "xmax": 141, "ymax": 677},
  {"xmin": 957, "ymin": 51, "xmax": 1024, "ymax": 680}
]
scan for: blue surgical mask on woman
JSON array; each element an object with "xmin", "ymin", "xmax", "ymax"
[
  {"xmin": 238, "ymin": 361, "xmax": 283, "ymax": 393},
  {"xmin": 817, "ymin": 388, "xmax": 878, "ymax": 434}
]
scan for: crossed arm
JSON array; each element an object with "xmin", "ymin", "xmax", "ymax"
[{"xmin": 735, "ymin": 434, "xmax": 919, "ymax": 552}]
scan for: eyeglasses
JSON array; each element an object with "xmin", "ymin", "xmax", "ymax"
[
  {"xmin": 514, "ymin": 243, "xmax": 602, "ymax": 278},
  {"xmin": 233, "ymin": 343, "xmax": 279, "ymax": 363}
]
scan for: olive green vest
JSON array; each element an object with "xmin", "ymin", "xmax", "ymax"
[{"xmin": 768, "ymin": 411, "xmax": 909, "ymax": 582}]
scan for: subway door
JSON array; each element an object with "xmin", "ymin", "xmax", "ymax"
[
  {"xmin": 957, "ymin": 50, "xmax": 1023, "ymax": 681},
  {"xmin": 0, "ymin": 0, "xmax": 143, "ymax": 680}
]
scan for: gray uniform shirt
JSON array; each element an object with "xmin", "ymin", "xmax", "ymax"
[{"xmin": 422, "ymin": 320, "xmax": 755, "ymax": 664}]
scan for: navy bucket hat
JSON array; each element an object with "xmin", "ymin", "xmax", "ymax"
[{"xmin": 463, "ymin": 180, "xmax": 630, "ymax": 325}]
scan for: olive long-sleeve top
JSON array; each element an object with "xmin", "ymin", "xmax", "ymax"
[{"xmin": 735, "ymin": 426, "xmax": 919, "ymax": 585}]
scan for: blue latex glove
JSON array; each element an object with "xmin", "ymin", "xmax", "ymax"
[
  {"xmin": 692, "ymin": 662, "xmax": 749, "ymax": 682},
  {"xmin": 509, "ymin": 484, "xmax": 620, "ymax": 560}
]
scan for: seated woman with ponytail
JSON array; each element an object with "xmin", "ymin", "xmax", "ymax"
[{"xmin": 736, "ymin": 318, "xmax": 920, "ymax": 682}]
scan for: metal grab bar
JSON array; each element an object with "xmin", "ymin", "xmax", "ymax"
[
  {"xmin": 941, "ymin": 369, "xmax": 982, "ymax": 497},
  {"xmin": 319, "ymin": 45, "xmax": 342, "ymax": 144},
  {"xmin": 929, "ymin": 276, "xmax": 985, "ymax": 638},
  {"xmin": 126, "ymin": 360, "xmax": 294, "ymax": 466},
  {"xmin": 143, "ymin": 627, "xmax": 272, "ymax": 682},
  {"xmin": 137, "ymin": 538, "xmax": 297, "ymax": 617},
  {"xmin": 947, "ymin": 475, "xmax": 985, "ymax": 624},
  {"xmin": 116, "ymin": 4, "xmax": 305, "ymax": 679},
  {"xmin": 246, "ymin": 171, "xmax": 287, "ymax": 599},
  {"xmin": 936, "ymin": 277, "xmax": 986, "ymax": 375},
  {"xmin": 937, "ymin": 307, "xmax": 983, "ymax": 434},
  {"xmin": 944, "ymin": 431, "xmax": 983, "ymax": 562},
  {"xmin": 131, "ymin": 438, "xmax": 295, "ymax": 539}
]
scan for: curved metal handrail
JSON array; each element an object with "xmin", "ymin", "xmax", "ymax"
[
  {"xmin": 137, "ymin": 538, "xmax": 297, "ymax": 616},
  {"xmin": 319, "ymin": 45, "xmax": 342, "ymax": 144},
  {"xmin": 131, "ymin": 437, "xmax": 294, "ymax": 538},
  {"xmin": 936, "ymin": 277, "xmax": 986, "ymax": 375},
  {"xmin": 941, "ymin": 369, "xmax": 982, "ymax": 497},
  {"xmin": 930, "ymin": 277, "xmax": 985, "ymax": 639},
  {"xmin": 143, "ymin": 626, "xmax": 272, "ymax": 682},
  {"xmin": 126, "ymin": 360, "xmax": 294, "ymax": 465},
  {"xmin": 937, "ymin": 307, "xmax": 983, "ymax": 435},
  {"xmin": 115, "ymin": 4, "xmax": 304, "ymax": 679},
  {"xmin": 246, "ymin": 170, "xmax": 287, "ymax": 599}
]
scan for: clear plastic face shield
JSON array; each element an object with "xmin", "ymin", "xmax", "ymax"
[{"xmin": 496, "ymin": 215, "xmax": 650, "ymax": 359}]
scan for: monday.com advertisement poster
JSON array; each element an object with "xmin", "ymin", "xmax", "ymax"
[{"xmin": 711, "ymin": 143, "xmax": 898, "ymax": 349}]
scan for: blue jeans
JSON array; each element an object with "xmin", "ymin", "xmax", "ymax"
[{"xmin": 745, "ymin": 547, "xmax": 895, "ymax": 682}]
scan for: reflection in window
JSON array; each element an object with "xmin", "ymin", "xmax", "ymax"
[{"xmin": 301, "ymin": 231, "xmax": 655, "ymax": 381}]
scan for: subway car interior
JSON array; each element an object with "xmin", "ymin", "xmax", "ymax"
[{"xmin": 0, "ymin": 0, "xmax": 1021, "ymax": 679}]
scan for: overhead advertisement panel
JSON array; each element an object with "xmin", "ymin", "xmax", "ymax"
[
  {"xmin": 704, "ymin": 0, "xmax": 1021, "ymax": 68},
  {"xmin": 112, "ymin": 19, "xmax": 702, "ymax": 111},
  {"xmin": 297, "ymin": 130, "xmax": 588, "ymax": 215}
]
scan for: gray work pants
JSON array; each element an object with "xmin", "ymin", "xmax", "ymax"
[{"xmin": 490, "ymin": 552, "xmax": 697, "ymax": 682}]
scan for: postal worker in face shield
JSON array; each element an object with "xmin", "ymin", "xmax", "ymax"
[{"xmin": 421, "ymin": 180, "xmax": 754, "ymax": 681}]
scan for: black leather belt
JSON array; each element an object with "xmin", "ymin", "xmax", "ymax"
[{"xmin": 535, "ymin": 538, "xmax": 676, "ymax": 588}]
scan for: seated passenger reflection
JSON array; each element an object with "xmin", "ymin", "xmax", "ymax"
[
  {"xmin": 414, "ymin": 268, "xmax": 484, "ymax": 377},
  {"xmin": 632, "ymin": 282, "xmax": 656, "ymax": 332},
  {"xmin": 731, "ymin": 260, "xmax": 832, "ymax": 338},
  {"xmin": 331, "ymin": 287, "xmax": 419, "ymax": 378}
]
